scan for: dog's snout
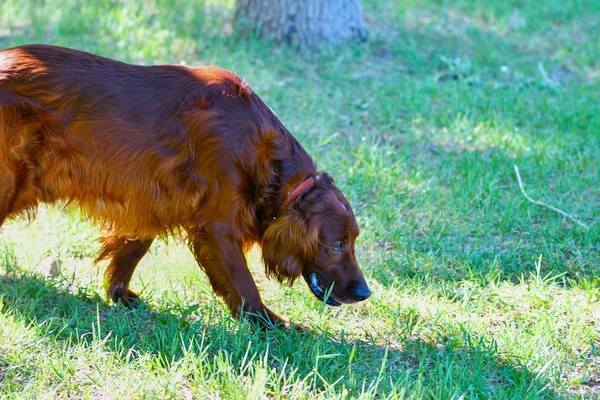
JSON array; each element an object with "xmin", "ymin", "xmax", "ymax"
[{"xmin": 352, "ymin": 283, "xmax": 371, "ymax": 301}]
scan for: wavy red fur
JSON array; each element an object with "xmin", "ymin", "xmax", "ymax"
[{"xmin": 0, "ymin": 45, "xmax": 369, "ymax": 329}]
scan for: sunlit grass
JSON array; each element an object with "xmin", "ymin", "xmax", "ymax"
[{"xmin": 1, "ymin": 0, "xmax": 599, "ymax": 398}]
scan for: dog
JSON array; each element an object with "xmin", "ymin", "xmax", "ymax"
[{"xmin": 0, "ymin": 45, "xmax": 370, "ymax": 328}]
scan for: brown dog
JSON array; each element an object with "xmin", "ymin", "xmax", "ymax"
[{"xmin": 0, "ymin": 45, "xmax": 370, "ymax": 328}]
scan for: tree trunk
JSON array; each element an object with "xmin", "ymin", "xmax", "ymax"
[{"xmin": 234, "ymin": 0, "xmax": 367, "ymax": 50}]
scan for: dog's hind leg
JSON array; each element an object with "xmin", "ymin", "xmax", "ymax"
[
  {"xmin": 0, "ymin": 164, "xmax": 16, "ymax": 227},
  {"xmin": 0, "ymin": 92, "xmax": 46, "ymax": 225},
  {"xmin": 97, "ymin": 236, "xmax": 154, "ymax": 307}
]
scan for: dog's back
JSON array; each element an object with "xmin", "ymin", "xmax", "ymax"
[{"xmin": 0, "ymin": 45, "xmax": 266, "ymax": 236}]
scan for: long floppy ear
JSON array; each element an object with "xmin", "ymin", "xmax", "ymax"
[{"xmin": 262, "ymin": 211, "xmax": 319, "ymax": 285}]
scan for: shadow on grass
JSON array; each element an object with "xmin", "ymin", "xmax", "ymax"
[{"xmin": 0, "ymin": 271, "xmax": 560, "ymax": 398}]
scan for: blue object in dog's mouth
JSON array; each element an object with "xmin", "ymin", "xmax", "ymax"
[{"xmin": 307, "ymin": 272, "xmax": 341, "ymax": 306}]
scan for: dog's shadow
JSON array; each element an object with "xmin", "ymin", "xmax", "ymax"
[{"xmin": 0, "ymin": 271, "xmax": 558, "ymax": 397}]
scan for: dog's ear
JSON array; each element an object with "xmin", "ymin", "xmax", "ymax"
[{"xmin": 262, "ymin": 211, "xmax": 319, "ymax": 285}]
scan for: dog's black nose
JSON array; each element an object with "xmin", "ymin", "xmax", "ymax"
[{"xmin": 353, "ymin": 284, "xmax": 371, "ymax": 301}]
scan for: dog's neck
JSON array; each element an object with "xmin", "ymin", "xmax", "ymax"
[
  {"xmin": 253, "ymin": 142, "xmax": 317, "ymax": 240},
  {"xmin": 282, "ymin": 177, "xmax": 315, "ymax": 208}
]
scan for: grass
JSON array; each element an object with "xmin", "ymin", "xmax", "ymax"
[{"xmin": 1, "ymin": 0, "xmax": 599, "ymax": 398}]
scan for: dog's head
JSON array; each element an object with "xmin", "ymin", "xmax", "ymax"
[{"xmin": 262, "ymin": 173, "xmax": 370, "ymax": 306}]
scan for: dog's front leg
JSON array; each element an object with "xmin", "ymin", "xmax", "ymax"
[{"xmin": 187, "ymin": 221, "xmax": 285, "ymax": 329}]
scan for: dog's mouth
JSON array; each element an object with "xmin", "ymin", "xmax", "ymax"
[{"xmin": 304, "ymin": 272, "xmax": 341, "ymax": 306}]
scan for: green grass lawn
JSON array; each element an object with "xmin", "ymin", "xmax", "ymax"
[{"xmin": 1, "ymin": 0, "xmax": 599, "ymax": 398}]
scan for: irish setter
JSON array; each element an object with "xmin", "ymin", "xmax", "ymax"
[{"xmin": 0, "ymin": 45, "xmax": 370, "ymax": 328}]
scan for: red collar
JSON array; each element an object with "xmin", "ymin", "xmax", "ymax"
[{"xmin": 282, "ymin": 177, "xmax": 314, "ymax": 208}]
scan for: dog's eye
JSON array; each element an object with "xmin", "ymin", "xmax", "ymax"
[{"xmin": 332, "ymin": 241, "xmax": 344, "ymax": 252}]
